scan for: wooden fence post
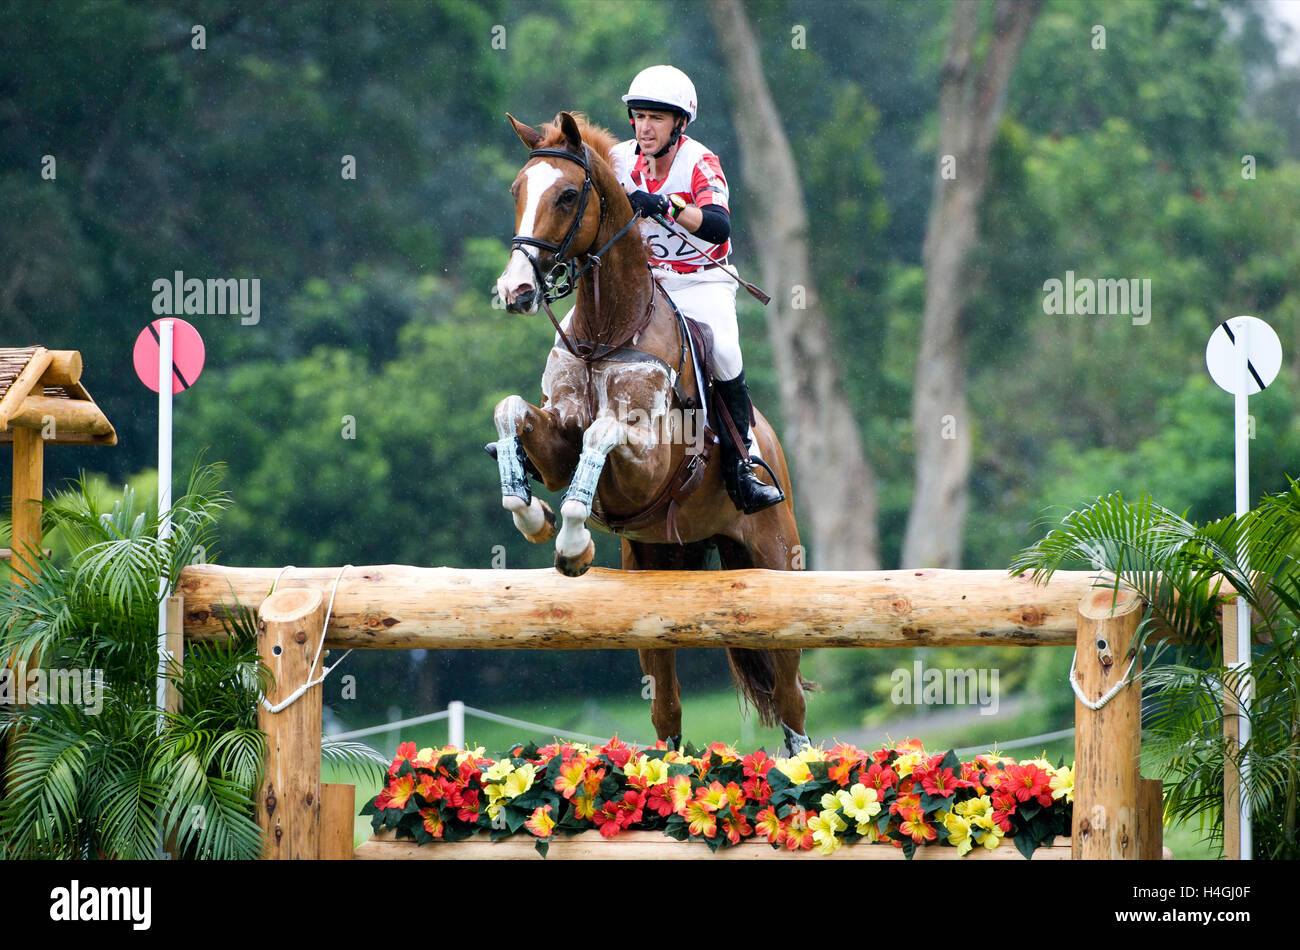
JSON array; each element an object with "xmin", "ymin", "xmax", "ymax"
[
  {"xmin": 255, "ymin": 586, "xmax": 326, "ymax": 860},
  {"xmin": 1073, "ymin": 587, "xmax": 1144, "ymax": 859}
]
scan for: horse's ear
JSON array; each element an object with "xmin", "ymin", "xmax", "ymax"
[
  {"xmin": 507, "ymin": 113, "xmax": 542, "ymax": 150},
  {"xmin": 559, "ymin": 112, "xmax": 584, "ymax": 154}
]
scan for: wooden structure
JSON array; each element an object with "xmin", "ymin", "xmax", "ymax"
[
  {"xmin": 1, "ymin": 346, "xmax": 116, "ymax": 802},
  {"xmin": 1, "ymin": 346, "xmax": 116, "ymax": 580},
  {"xmin": 175, "ymin": 564, "xmax": 1245, "ymax": 860}
]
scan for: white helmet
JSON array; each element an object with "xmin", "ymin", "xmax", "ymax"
[{"xmin": 622, "ymin": 65, "xmax": 698, "ymax": 124}]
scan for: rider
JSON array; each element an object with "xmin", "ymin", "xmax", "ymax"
[{"xmin": 612, "ymin": 64, "xmax": 784, "ymax": 515}]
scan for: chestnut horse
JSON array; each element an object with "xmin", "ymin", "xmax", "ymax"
[{"xmin": 493, "ymin": 111, "xmax": 813, "ymax": 755}]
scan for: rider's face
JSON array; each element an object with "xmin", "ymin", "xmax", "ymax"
[{"xmin": 632, "ymin": 110, "xmax": 677, "ymax": 156}]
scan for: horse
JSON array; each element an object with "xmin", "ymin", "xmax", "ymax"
[{"xmin": 492, "ymin": 111, "xmax": 814, "ymax": 756}]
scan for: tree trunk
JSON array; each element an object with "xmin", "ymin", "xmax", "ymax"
[
  {"xmin": 901, "ymin": 0, "xmax": 1043, "ymax": 569},
  {"xmin": 708, "ymin": 0, "xmax": 880, "ymax": 570}
]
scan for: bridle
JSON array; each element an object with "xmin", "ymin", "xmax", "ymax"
[
  {"xmin": 507, "ymin": 139, "xmax": 709, "ymax": 541},
  {"xmin": 509, "ymin": 143, "xmax": 661, "ymax": 417},
  {"xmin": 510, "ymin": 145, "xmax": 607, "ymax": 303}
]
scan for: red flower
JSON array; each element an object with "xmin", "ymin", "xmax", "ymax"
[
  {"xmin": 419, "ymin": 806, "xmax": 444, "ymax": 838},
  {"xmin": 755, "ymin": 806, "xmax": 786, "ymax": 845},
  {"xmin": 596, "ymin": 736, "xmax": 634, "ymax": 769},
  {"xmin": 645, "ymin": 782, "xmax": 675, "ymax": 818},
  {"xmin": 783, "ymin": 809, "xmax": 815, "ymax": 851},
  {"xmin": 380, "ymin": 774, "xmax": 415, "ymax": 811},
  {"xmin": 916, "ymin": 765, "xmax": 961, "ymax": 799},
  {"xmin": 898, "ymin": 805, "xmax": 937, "ymax": 844},
  {"xmin": 991, "ymin": 787, "xmax": 1018, "ymax": 831},
  {"xmin": 827, "ymin": 757, "xmax": 857, "ymax": 788},
  {"xmin": 742, "ymin": 750, "xmax": 774, "ymax": 780},
  {"xmin": 961, "ymin": 761, "xmax": 988, "ymax": 795},
  {"xmin": 862, "ymin": 763, "xmax": 899, "ymax": 792},
  {"xmin": 388, "ymin": 741, "xmax": 418, "ymax": 777},
  {"xmin": 720, "ymin": 810, "xmax": 753, "ymax": 845},
  {"xmin": 742, "ymin": 775, "xmax": 772, "ymax": 805},
  {"xmin": 416, "ymin": 773, "xmax": 441, "ymax": 803},
  {"xmin": 593, "ymin": 790, "xmax": 645, "ymax": 838},
  {"xmin": 1004, "ymin": 763, "xmax": 1053, "ymax": 807},
  {"xmin": 456, "ymin": 788, "xmax": 481, "ymax": 824}
]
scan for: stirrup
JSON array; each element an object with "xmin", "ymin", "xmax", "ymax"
[{"xmin": 733, "ymin": 456, "xmax": 785, "ymax": 514}]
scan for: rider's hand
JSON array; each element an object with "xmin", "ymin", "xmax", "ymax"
[{"xmin": 627, "ymin": 190, "xmax": 671, "ymax": 219}]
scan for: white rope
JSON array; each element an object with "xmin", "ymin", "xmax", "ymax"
[
  {"xmin": 1068, "ymin": 649, "xmax": 1140, "ymax": 711},
  {"xmin": 259, "ymin": 565, "xmax": 354, "ymax": 715}
]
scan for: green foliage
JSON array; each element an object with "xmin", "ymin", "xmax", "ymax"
[
  {"xmin": 0, "ymin": 460, "xmax": 383, "ymax": 859},
  {"xmin": 1012, "ymin": 486, "xmax": 1300, "ymax": 858}
]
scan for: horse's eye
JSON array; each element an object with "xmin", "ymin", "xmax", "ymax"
[{"xmin": 556, "ymin": 189, "xmax": 578, "ymax": 206}]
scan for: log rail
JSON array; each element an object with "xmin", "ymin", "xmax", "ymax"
[{"xmin": 172, "ymin": 564, "xmax": 1194, "ymax": 861}]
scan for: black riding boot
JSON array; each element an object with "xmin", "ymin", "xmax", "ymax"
[{"xmin": 713, "ymin": 371, "xmax": 786, "ymax": 515}]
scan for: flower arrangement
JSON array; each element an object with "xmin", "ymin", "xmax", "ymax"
[{"xmin": 362, "ymin": 736, "xmax": 1074, "ymax": 859}]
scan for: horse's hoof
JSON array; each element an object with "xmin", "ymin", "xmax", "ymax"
[
  {"xmin": 782, "ymin": 724, "xmax": 812, "ymax": 758},
  {"xmin": 555, "ymin": 539, "xmax": 595, "ymax": 577},
  {"xmin": 523, "ymin": 498, "xmax": 557, "ymax": 544}
]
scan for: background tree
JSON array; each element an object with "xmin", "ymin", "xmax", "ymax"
[
  {"xmin": 709, "ymin": 0, "xmax": 882, "ymax": 569},
  {"xmin": 901, "ymin": 0, "xmax": 1044, "ymax": 568}
]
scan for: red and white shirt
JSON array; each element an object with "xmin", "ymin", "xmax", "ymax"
[{"xmin": 610, "ymin": 135, "xmax": 731, "ymax": 273}]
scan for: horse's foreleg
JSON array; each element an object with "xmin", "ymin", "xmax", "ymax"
[
  {"xmin": 554, "ymin": 414, "xmax": 623, "ymax": 576},
  {"xmin": 493, "ymin": 395, "xmax": 567, "ymax": 544}
]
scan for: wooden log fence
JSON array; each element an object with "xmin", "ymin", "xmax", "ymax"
[{"xmin": 174, "ymin": 564, "xmax": 1232, "ymax": 861}]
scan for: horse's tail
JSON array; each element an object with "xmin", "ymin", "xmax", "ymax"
[{"xmin": 725, "ymin": 648, "xmax": 780, "ymax": 728}]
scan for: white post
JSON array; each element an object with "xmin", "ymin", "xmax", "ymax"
[
  {"xmin": 448, "ymin": 700, "xmax": 465, "ymax": 749},
  {"xmin": 1233, "ymin": 318, "xmax": 1253, "ymax": 862},
  {"xmin": 156, "ymin": 319, "xmax": 174, "ymax": 738}
]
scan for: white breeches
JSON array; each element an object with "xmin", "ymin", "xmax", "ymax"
[{"xmin": 555, "ymin": 266, "xmax": 743, "ymax": 381}]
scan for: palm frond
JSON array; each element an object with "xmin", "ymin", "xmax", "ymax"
[{"xmin": 322, "ymin": 737, "xmax": 390, "ymax": 783}]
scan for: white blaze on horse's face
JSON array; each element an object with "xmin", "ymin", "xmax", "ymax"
[{"xmin": 498, "ymin": 161, "xmax": 564, "ymax": 313}]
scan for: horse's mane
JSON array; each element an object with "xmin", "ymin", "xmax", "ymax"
[{"xmin": 537, "ymin": 112, "xmax": 619, "ymax": 166}]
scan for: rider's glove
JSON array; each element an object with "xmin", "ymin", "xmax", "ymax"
[{"xmin": 627, "ymin": 190, "xmax": 671, "ymax": 218}]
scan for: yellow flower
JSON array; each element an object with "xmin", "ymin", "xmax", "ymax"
[
  {"xmin": 776, "ymin": 759, "xmax": 813, "ymax": 785},
  {"xmin": 797, "ymin": 746, "xmax": 825, "ymax": 763},
  {"xmin": 482, "ymin": 759, "xmax": 515, "ymax": 783},
  {"xmin": 1050, "ymin": 765, "xmax": 1074, "ymax": 804},
  {"xmin": 838, "ymin": 783, "xmax": 882, "ymax": 826},
  {"xmin": 625, "ymin": 755, "xmax": 670, "ymax": 786},
  {"xmin": 456, "ymin": 745, "xmax": 487, "ymax": 765},
  {"xmin": 957, "ymin": 795, "xmax": 993, "ymax": 822},
  {"xmin": 808, "ymin": 809, "xmax": 846, "ymax": 855},
  {"xmin": 943, "ymin": 811, "xmax": 974, "ymax": 856},
  {"xmin": 504, "ymin": 763, "xmax": 537, "ymax": 798},
  {"xmin": 973, "ymin": 815, "xmax": 1005, "ymax": 850},
  {"xmin": 893, "ymin": 752, "xmax": 922, "ymax": 778}
]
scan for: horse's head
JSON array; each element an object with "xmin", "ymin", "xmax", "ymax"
[{"xmin": 497, "ymin": 111, "xmax": 607, "ymax": 315}]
